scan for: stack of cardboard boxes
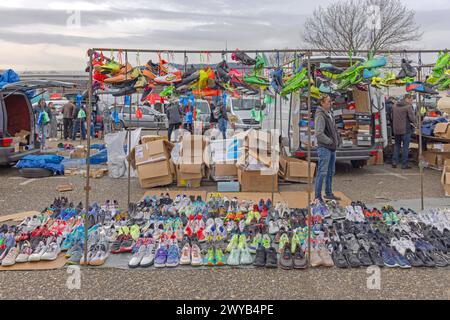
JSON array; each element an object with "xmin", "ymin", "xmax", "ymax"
[
  {"xmin": 177, "ymin": 134, "xmax": 205, "ymax": 188},
  {"xmin": 236, "ymin": 130, "xmax": 279, "ymax": 192},
  {"xmin": 423, "ymin": 123, "xmax": 450, "ymax": 170},
  {"xmin": 205, "ymin": 138, "xmax": 240, "ymax": 181},
  {"xmin": 134, "ymin": 139, "xmax": 174, "ymax": 188}
]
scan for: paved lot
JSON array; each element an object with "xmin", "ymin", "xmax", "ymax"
[{"xmin": 0, "ymin": 162, "xmax": 449, "ymax": 300}]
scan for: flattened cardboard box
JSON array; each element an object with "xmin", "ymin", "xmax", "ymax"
[
  {"xmin": 140, "ymin": 135, "xmax": 167, "ymax": 144},
  {"xmin": 238, "ymin": 167, "xmax": 278, "ymax": 192}
]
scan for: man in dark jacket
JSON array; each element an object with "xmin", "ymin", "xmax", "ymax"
[
  {"xmin": 314, "ymin": 95, "xmax": 341, "ymax": 202},
  {"xmin": 166, "ymin": 102, "xmax": 183, "ymax": 141},
  {"xmin": 391, "ymin": 94, "xmax": 416, "ymax": 169},
  {"xmin": 62, "ymin": 100, "xmax": 75, "ymax": 140}
]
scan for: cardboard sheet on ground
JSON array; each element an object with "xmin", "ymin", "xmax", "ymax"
[
  {"xmin": 0, "ymin": 253, "xmax": 66, "ymax": 271},
  {"xmin": 279, "ymin": 191, "xmax": 351, "ymax": 208},
  {"xmin": 0, "ymin": 211, "xmax": 40, "ymax": 223},
  {"xmin": 143, "ymin": 189, "xmax": 208, "ymax": 201}
]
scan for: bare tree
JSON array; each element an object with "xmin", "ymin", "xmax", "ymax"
[{"xmin": 302, "ymin": 0, "xmax": 422, "ymax": 55}]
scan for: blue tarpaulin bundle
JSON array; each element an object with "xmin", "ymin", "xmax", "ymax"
[
  {"xmin": 0, "ymin": 69, "xmax": 20, "ymax": 89},
  {"xmin": 16, "ymin": 155, "xmax": 64, "ymax": 175}
]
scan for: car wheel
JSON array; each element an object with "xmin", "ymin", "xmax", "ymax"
[
  {"xmin": 351, "ymin": 160, "xmax": 366, "ymax": 169},
  {"xmin": 19, "ymin": 168, "xmax": 54, "ymax": 178},
  {"xmin": 113, "ymin": 120, "xmax": 125, "ymax": 131}
]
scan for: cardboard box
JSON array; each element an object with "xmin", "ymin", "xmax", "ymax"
[
  {"xmin": 424, "ymin": 151, "xmax": 450, "ymax": 170},
  {"xmin": 70, "ymin": 147, "xmax": 87, "ymax": 159},
  {"xmin": 140, "ymin": 135, "xmax": 167, "ymax": 144},
  {"xmin": 177, "ymin": 177, "xmax": 202, "ymax": 188},
  {"xmin": 178, "ymin": 163, "xmax": 203, "ymax": 174},
  {"xmin": 14, "ymin": 130, "xmax": 30, "ymax": 144},
  {"xmin": 181, "ymin": 134, "xmax": 205, "ymax": 158},
  {"xmin": 434, "ymin": 123, "xmax": 450, "ymax": 139},
  {"xmin": 441, "ymin": 166, "xmax": 450, "ymax": 196},
  {"xmin": 139, "ymin": 174, "xmax": 173, "ymax": 189},
  {"xmin": 135, "ymin": 140, "xmax": 172, "ymax": 166},
  {"xmin": 279, "ymin": 155, "xmax": 316, "ymax": 182},
  {"xmin": 136, "ymin": 158, "xmax": 173, "ymax": 189},
  {"xmin": 212, "ymin": 163, "xmax": 238, "ymax": 178},
  {"xmin": 238, "ymin": 167, "xmax": 278, "ymax": 192}
]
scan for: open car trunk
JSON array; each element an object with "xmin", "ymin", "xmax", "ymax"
[{"xmin": 2, "ymin": 92, "xmax": 33, "ymax": 143}]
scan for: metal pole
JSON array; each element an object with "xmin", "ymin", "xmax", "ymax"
[
  {"xmin": 126, "ymin": 51, "xmax": 132, "ymax": 206},
  {"xmin": 306, "ymin": 51, "xmax": 312, "ymax": 267},
  {"xmin": 417, "ymin": 52, "xmax": 424, "ymax": 210},
  {"xmin": 271, "ymin": 51, "xmax": 280, "ymax": 204},
  {"xmin": 84, "ymin": 50, "xmax": 93, "ymax": 265}
]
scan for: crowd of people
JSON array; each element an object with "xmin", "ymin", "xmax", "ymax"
[
  {"xmin": 165, "ymin": 100, "xmax": 228, "ymax": 141},
  {"xmin": 34, "ymin": 98, "xmax": 89, "ymax": 150}
]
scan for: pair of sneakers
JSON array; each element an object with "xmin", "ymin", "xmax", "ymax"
[
  {"xmin": 180, "ymin": 240, "xmax": 203, "ymax": 266},
  {"xmin": 203, "ymin": 246, "xmax": 226, "ymax": 266},
  {"xmin": 279, "ymin": 243, "xmax": 308, "ymax": 270},
  {"xmin": 128, "ymin": 237, "xmax": 156, "ymax": 268},
  {"xmin": 226, "ymin": 234, "xmax": 253, "ymax": 266},
  {"xmin": 154, "ymin": 238, "xmax": 179, "ymax": 268},
  {"xmin": 310, "ymin": 244, "xmax": 334, "ymax": 268}
]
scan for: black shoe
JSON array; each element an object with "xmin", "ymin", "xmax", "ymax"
[
  {"xmin": 253, "ymin": 247, "xmax": 266, "ymax": 267},
  {"xmin": 392, "ymin": 164, "xmax": 397, "ymax": 168},
  {"xmin": 324, "ymin": 194, "xmax": 341, "ymax": 201},
  {"xmin": 265, "ymin": 247, "xmax": 278, "ymax": 268}
]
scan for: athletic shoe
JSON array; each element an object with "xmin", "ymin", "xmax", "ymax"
[
  {"xmin": 66, "ymin": 245, "xmax": 83, "ymax": 265},
  {"xmin": 227, "ymin": 248, "xmax": 240, "ymax": 266},
  {"xmin": 249, "ymin": 233, "xmax": 262, "ymax": 254},
  {"xmin": 240, "ymin": 247, "xmax": 253, "ymax": 265},
  {"xmin": 279, "ymin": 243, "xmax": 293, "ymax": 270},
  {"xmin": 180, "ymin": 243, "xmax": 191, "ymax": 265},
  {"xmin": 41, "ymin": 241, "xmax": 60, "ymax": 261},
  {"xmin": 16, "ymin": 241, "xmax": 33, "ymax": 263},
  {"xmin": 28, "ymin": 241, "xmax": 47, "ymax": 262},
  {"xmin": 310, "ymin": 247, "xmax": 323, "ymax": 267},
  {"xmin": 128, "ymin": 244, "xmax": 147, "ymax": 268},
  {"xmin": 226, "ymin": 234, "xmax": 239, "ymax": 253},
  {"xmin": 187, "ymin": 243, "xmax": 200, "ymax": 267},
  {"xmin": 90, "ymin": 240, "xmax": 109, "ymax": 266},
  {"xmin": 268, "ymin": 220, "xmax": 279, "ymax": 235},
  {"xmin": 154, "ymin": 246, "xmax": 168, "ymax": 268},
  {"xmin": 265, "ymin": 247, "xmax": 278, "ymax": 268},
  {"xmin": 261, "ymin": 234, "xmax": 271, "ymax": 249},
  {"xmin": 318, "ymin": 244, "xmax": 334, "ymax": 267},
  {"xmin": 140, "ymin": 241, "xmax": 156, "ymax": 268},
  {"xmin": 253, "ymin": 247, "xmax": 266, "ymax": 267},
  {"xmin": 293, "ymin": 246, "xmax": 308, "ymax": 269},
  {"xmin": 238, "ymin": 234, "xmax": 247, "ymax": 250},
  {"xmin": 204, "ymin": 247, "xmax": 215, "ymax": 266},
  {"xmin": 1, "ymin": 247, "xmax": 19, "ymax": 266},
  {"xmin": 381, "ymin": 246, "xmax": 398, "ymax": 268},
  {"xmin": 215, "ymin": 247, "xmax": 226, "ymax": 266},
  {"xmin": 166, "ymin": 245, "xmax": 180, "ymax": 267},
  {"xmin": 278, "ymin": 233, "xmax": 289, "ymax": 254}
]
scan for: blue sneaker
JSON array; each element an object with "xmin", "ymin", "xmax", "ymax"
[
  {"xmin": 381, "ymin": 246, "xmax": 398, "ymax": 268},
  {"xmin": 392, "ymin": 249, "xmax": 411, "ymax": 269},
  {"xmin": 154, "ymin": 246, "xmax": 168, "ymax": 268},
  {"xmin": 166, "ymin": 245, "xmax": 180, "ymax": 267}
]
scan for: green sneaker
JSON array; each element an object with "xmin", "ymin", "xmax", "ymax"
[
  {"xmin": 278, "ymin": 233, "xmax": 289, "ymax": 253},
  {"xmin": 204, "ymin": 247, "xmax": 215, "ymax": 266},
  {"xmin": 261, "ymin": 234, "xmax": 271, "ymax": 249},
  {"xmin": 238, "ymin": 234, "xmax": 247, "ymax": 250},
  {"xmin": 130, "ymin": 224, "xmax": 140, "ymax": 241},
  {"xmin": 390, "ymin": 212, "xmax": 399, "ymax": 224},
  {"xmin": 291, "ymin": 233, "xmax": 301, "ymax": 254},
  {"xmin": 215, "ymin": 248, "xmax": 226, "ymax": 266},
  {"xmin": 245, "ymin": 211, "xmax": 254, "ymax": 226},
  {"xmin": 226, "ymin": 234, "xmax": 239, "ymax": 253},
  {"xmin": 249, "ymin": 233, "xmax": 262, "ymax": 254}
]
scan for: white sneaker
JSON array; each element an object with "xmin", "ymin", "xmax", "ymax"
[
  {"xmin": 2, "ymin": 247, "xmax": 19, "ymax": 266},
  {"xmin": 179, "ymin": 243, "xmax": 191, "ymax": 265},
  {"xmin": 190, "ymin": 243, "xmax": 202, "ymax": 266},
  {"xmin": 140, "ymin": 242, "xmax": 155, "ymax": 267},
  {"xmin": 41, "ymin": 241, "xmax": 61, "ymax": 261},
  {"xmin": 16, "ymin": 242, "xmax": 33, "ymax": 263},
  {"xmin": 128, "ymin": 244, "xmax": 147, "ymax": 268},
  {"xmin": 268, "ymin": 220, "xmax": 279, "ymax": 235},
  {"xmin": 240, "ymin": 247, "xmax": 253, "ymax": 265},
  {"xmin": 28, "ymin": 241, "xmax": 47, "ymax": 262}
]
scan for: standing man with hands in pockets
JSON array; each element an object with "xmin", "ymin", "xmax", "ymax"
[{"xmin": 314, "ymin": 95, "xmax": 341, "ymax": 202}]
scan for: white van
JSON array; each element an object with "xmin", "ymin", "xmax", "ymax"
[{"xmin": 227, "ymin": 96, "xmax": 263, "ymax": 130}]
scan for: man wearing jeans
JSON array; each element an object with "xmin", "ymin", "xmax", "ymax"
[
  {"xmin": 314, "ymin": 95, "xmax": 341, "ymax": 202},
  {"xmin": 391, "ymin": 94, "xmax": 415, "ymax": 169}
]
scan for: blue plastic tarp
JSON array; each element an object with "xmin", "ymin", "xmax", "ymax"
[
  {"xmin": 89, "ymin": 149, "xmax": 107, "ymax": 165},
  {"xmin": 15, "ymin": 155, "xmax": 64, "ymax": 175},
  {"xmin": 0, "ymin": 69, "xmax": 20, "ymax": 89}
]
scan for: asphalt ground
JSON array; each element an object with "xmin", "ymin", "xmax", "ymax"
[{"xmin": 0, "ymin": 162, "xmax": 449, "ymax": 300}]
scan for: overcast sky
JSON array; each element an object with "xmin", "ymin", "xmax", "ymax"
[{"xmin": 1, "ymin": 0, "xmax": 449, "ymax": 71}]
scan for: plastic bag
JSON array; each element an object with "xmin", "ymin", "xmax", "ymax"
[{"xmin": 105, "ymin": 131, "xmax": 127, "ymax": 178}]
